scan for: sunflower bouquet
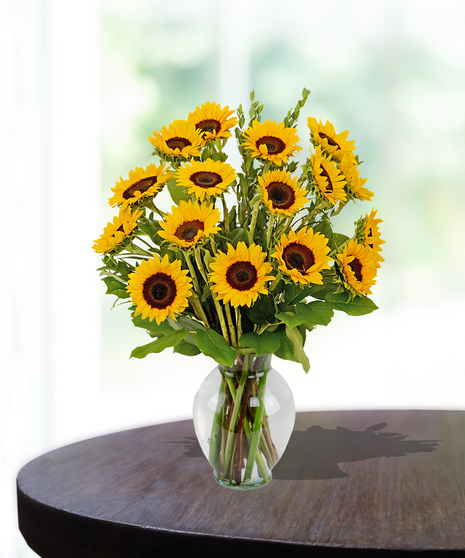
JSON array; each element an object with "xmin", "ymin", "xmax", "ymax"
[{"xmin": 94, "ymin": 89, "xmax": 384, "ymax": 488}]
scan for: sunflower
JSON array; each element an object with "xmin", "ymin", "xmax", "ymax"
[
  {"xmin": 307, "ymin": 117, "xmax": 356, "ymax": 162},
  {"xmin": 209, "ymin": 242, "xmax": 274, "ymax": 307},
  {"xmin": 358, "ymin": 209, "xmax": 385, "ymax": 267},
  {"xmin": 176, "ymin": 159, "xmax": 236, "ymax": 201},
  {"xmin": 258, "ymin": 169, "xmax": 309, "ymax": 215},
  {"xmin": 149, "ymin": 120, "xmax": 203, "ymax": 158},
  {"xmin": 241, "ymin": 120, "xmax": 302, "ymax": 167},
  {"xmin": 108, "ymin": 163, "xmax": 173, "ymax": 209},
  {"xmin": 272, "ymin": 227, "xmax": 332, "ymax": 285},
  {"xmin": 158, "ymin": 200, "xmax": 221, "ymax": 248},
  {"xmin": 127, "ymin": 254, "xmax": 193, "ymax": 324},
  {"xmin": 335, "ymin": 239, "xmax": 378, "ymax": 296},
  {"xmin": 311, "ymin": 145, "xmax": 347, "ymax": 205},
  {"xmin": 92, "ymin": 208, "xmax": 143, "ymax": 254},
  {"xmin": 339, "ymin": 155, "xmax": 373, "ymax": 202},
  {"xmin": 187, "ymin": 101, "xmax": 238, "ymax": 141}
]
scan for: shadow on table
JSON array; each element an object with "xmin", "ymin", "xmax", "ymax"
[
  {"xmin": 273, "ymin": 423, "xmax": 440, "ymax": 480},
  {"xmin": 170, "ymin": 422, "xmax": 440, "ymax": 481}
]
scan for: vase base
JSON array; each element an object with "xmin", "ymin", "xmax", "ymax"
[{"xmin": 213, "ymin": 472, "xmax": 272, "ymax": 491}]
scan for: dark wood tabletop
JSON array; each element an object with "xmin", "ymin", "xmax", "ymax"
[{"xmin": 17, "ymin": 410, "xmax": 465, "ymax": 557}]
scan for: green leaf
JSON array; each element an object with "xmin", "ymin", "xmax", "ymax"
[
  {"xmin": 167, "ymin": 178, "xmax": 190, "ymax": 205},
  {"xmin": 246, "ymin": 295, "xmax": 276, "ymax": 325},
  {"xmin": 228, "ymin": 206, "xmax": 237, "ymax": 230},
  {"xmin": 296, "ymin": 301, "xmax": 334, "ymax": 326},
  {"xmin": 273, "ymin": 328, "xmax": 298, "ymax": 363},
  {"xmin": 130, "ymin": 329, "xmax": 189, "ymax": 359},
  {"xmin": 225, "ymin": 228, "xmax": 249, "ymax": 248},
  {"xmin": 103, "ymin": 276, "xmax": 130, "ymax": 299},
  {"xmin": 202, "ymin": 249, "xmax": 213, "ymax": 271},
  {"xmin": 285, "ymin": 325, "xmax": 310, "ymax": 373},
  {"xmin": 173, "ymin": 340, "xmax": 201, "ymax": 356},
  {"xmin": 239, "ymin": 331, "xmax": 281, "ymax": 356},
  {"xmin": 312, "ymin": 219, "xmax": 333, "ymax": 241},
  {"xmin": 332, "ymin": 233, "xmax": 349, "ymax": 250},
  {"xmin": 303, "ymin": 283, "xmax": 336, "ymax": 301},
  {"xmin": 116, "ymin": 260, "xmax": 131, "ymax": 277},
  {"xmin": 131, "ymin": 310, "xmax": 174, "ymax": 335},
  {"xmin": 138, "ymin": 218, "xmax": 162, "ymax": 244},
  {"xmin": 201, "ymin": 283, "xmax": 210, "ymax": 303},
  {"xmin": 275, "ymin": 311, "xmax": 305, "ymax": 329},
  {"xmin": 195, "ymin": 329, "xmax": 237, "ymax": 367},
  {"xmin": 168, "ymin": 315, "xmax": 205, "ymax": 331},
  {"xmin": 283, "ymin": 283, "xmax": 314, "ymax": 305},
  {"xmin": 326, "ymin": 292, "xmax": 378, "ymax": 316}
]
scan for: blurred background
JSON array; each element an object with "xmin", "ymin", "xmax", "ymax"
[{"xmin": 1, "ymin": 0, "xmax": 465, "ymax": 555}]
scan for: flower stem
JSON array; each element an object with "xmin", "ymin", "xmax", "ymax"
[
  {"xmin": 194, "ymin": 248, "xmax": 209, "ymax": 284},
  {"xmin": 266, "ymin": 214, "xmax": 275, "ymax": 253},
  {"xmin": 224, "ymin": 303, "xmax": 237, "ymax": 347},
  {"xmin": 249, "ymin": 200, "xmax": 260, "ymax": 240},
  {"xmin": 194, "ymin": 247, "xmax": 230, "ymax": 342},
  {"xmin": 221, "ymin": 195, "xmax": 230, "ymax": 233},
  {"xmin": 184, "ymin": 251, "xmax": 201, "ymax": 293},
  {"xmin": 209, "ymin": 378, "xmax": 225, "ymax": 471},
  {"xmin": 210, "ymin": 297, "xmax": 229, "ymax": 343},
  {"xmin": 220, "ymin": 366, "xmax": 250, "ymax": 480},
  {"xmin": 189, "ymin": 292, "xmax": 210, "ymax": 327},
  {"xmin": 243, "ymin": 368, "xmax": 269, "ymax": 482},
  {"xmin": 235, "ymin": 307, "xmax": 243, "ymax": 342},
  {"xmin": 145, "ymin": 200, "xmax": 167, "ymax": 218}
]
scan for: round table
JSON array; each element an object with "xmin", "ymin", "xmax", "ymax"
[{"xmin": 17, "ymin": 410, "xmax": 465, "ymax": 556}]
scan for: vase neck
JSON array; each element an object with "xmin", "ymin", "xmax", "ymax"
[{"xmin": 220, "ymin": 353, "xmax": 272, "ymax": 375}]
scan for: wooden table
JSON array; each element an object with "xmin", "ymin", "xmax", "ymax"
[{"xmin": 17, "ymin": 410, "xmax": 465, "ymax": 557}]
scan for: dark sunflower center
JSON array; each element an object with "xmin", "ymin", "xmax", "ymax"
[
  {"xmin": 190, "ymin": 171, "xmax": 223, "ymax": 188},
  {"xmin": 256, "ymin": 136, "xmax": 286, "ymax": 155},
  {"xmin": 175, "ymin": 220, "xmax": 204, "ymax": 242},
  {"xmin": 266, "ymin": 181, "xmax": 296, "ymax": 210},
  {"xmin": 166, "ymin": 136, "xmax": 192, "ymax": 150},
  {"xmin": 123, "ymin": 177, "xmax": 157, "ymax": 199},
  {"xmin": 142, "ymin": 273, "xmax": 177, "ymax": 309},
  {"xmin": 319, "ymin": 132, "xmax": 340, "ymax": 149},
  {"xmin": 226, "ymin": 261, "xmax": 258, "ymax": 291},
  {"xmin": 320, "ymin": 167, "xmax": 333, "ymax": 193},
  {"xmin": 282, "ymin": 243, "xmax": 315, "ymax": 272},
  {"xmin": 195, "ymin": 119, "xmax": 221, "ymax": 136},
  {"xmin": 349, "ymin": 258, "xmax": 363, "ymax": 282}
]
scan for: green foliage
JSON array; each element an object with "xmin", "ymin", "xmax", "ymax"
[
  {"xmin": 285, "ymin": 325, "xmax": 310, "ymax": 372},
  {"xmin": 273, "ymin": 328, "xmax": 297, "ymax": 363},
  {"xmin": 173, "ymin": 340, "xmax": 201, "ymax": 356},
  {"xmin": 225, "ymin": 228, "xmax": 252, "ymax": 248},
  {"xmin": 167, "ymin": 178, "xmax": 190, "ymax": 205},
  {"xmin": 239, "ymin": 331, "xmax": 281, "ymax": 356},
  {"xmin": 97, "ymin": 89, "xmax": 382, "ymax": 374},
  {"xmin": 296, "ymin": 301, "xmax": 334, "ymax": 326},
  {"xmin": 168, "ymin": 315, "xmax": 205, "ymax": 331},
  {"xmin": 103, "ymin": 276, "xmax": 130, "ymax": 299},
  {"xmin": 194, "ymin": 329, "xmax": 237, "ymax": 367},
  {"xmin": 283, "ymin": 283, "xmax": 313, "ymax": 305},
  {"xmin": 130, "ymin": 329, "xmax": 189, "ymax": 359},
  {"xmin": 245, "ymin": 295, "xmax": 276, "ymax": 325},
  {"xmin": 275, "ymin": 310, "xmax": 305, "ymax": 329},
  {"xmin": 325, "ymin": 292, "xmax": 378, "ymax": 316},
  {"xmin": 138, "ymin": 217, "xmax": 163, "ymax": 245}
]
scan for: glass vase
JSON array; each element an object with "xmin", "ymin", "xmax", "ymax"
[{"xmin": 193, "ymin": 353, "xmax": 295, "ymax": 490}]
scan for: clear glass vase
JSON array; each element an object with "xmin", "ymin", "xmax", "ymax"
[{"xmin": 193, "ymin": 354, "xmax": 295, "ymax": 490}]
